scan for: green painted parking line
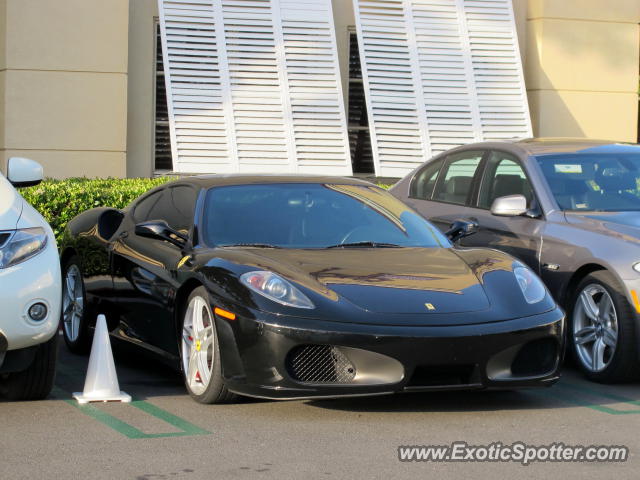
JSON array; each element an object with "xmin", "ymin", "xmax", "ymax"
[
  {"xmin": 130, "ymin": 400, "xmax": 210, "ymax": 437},
  {"xmin": 537, "ymin": 382, "xmax": 640, "ymax": 415},
  {"xmin": 557, "ymin": 382, "xmax": 640, "ymax": 415},
  {"xmin": 52, "ymin": 386, "xmax": 211, "ymax": 439}
]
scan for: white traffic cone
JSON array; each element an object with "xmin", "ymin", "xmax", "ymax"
[{"xmin": 73, "ymin": 314, "xmax": 131, "ymax": 404}]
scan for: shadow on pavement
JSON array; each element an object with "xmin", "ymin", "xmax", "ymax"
[{"xmin": 54, "ymin": 337, "xmax": 640, "ymax": 414}]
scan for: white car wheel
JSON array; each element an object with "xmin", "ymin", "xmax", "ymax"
[
  {"xmin": 180, "ymin": 287, "xmax": 237, "ymax": 404},
  {"xmin": 61, "ymin": 257, "xmax": 91, "ymax": 353}
]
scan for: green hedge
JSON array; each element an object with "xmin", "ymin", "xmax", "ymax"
[
  {"xmin": 20, "ymin": 177, "xmax": 394, "ymax": 245},
  {"xmin": 20, "ymin": 177, "xmax": 171, "ymax": 244}
]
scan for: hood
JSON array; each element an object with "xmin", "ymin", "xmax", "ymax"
[
  {"xmin": 0, "ymin": 174, "xmax": 23, "ymax": 230},
  {"xmin": 236, "ymin": 247, "xmax": 490, "ymax": 314},
  {"xmin": 565, "ymin": 211, "xmax": 640, "ymax": 245}
]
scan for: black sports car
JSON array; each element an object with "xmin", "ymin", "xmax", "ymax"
[{"xmin": 59, "ymin": 176, "xmax": 565, "ymax": 403}]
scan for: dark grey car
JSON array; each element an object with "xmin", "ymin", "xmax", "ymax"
[{"xmin": 390, "ymin": 138, "xmax": 640, "ymax": 383}]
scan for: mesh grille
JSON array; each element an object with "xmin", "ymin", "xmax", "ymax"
[{"xmin": 287, "ymin": 345, "xmax": 356, "ymax": 384}]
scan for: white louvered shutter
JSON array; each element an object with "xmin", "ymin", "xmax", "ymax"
[
  {"xmin": 158, "ymin": 0, "xmax": 352, "ymax": 175},
  {"xmin": 353, "ymin": 0, "xmax": 531, "ymax": 177}
]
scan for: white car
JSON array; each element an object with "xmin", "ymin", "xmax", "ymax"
[{"xmin": 0, "ymin": 157, "xmax": 61, "ymax": 400}]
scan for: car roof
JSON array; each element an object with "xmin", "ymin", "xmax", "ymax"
[
  {"xmin": 469, "ymin": 138, "xmax": 640, "ymax": 157},
  {"xmin": 161, "ymin": 174, "xmax": 377, "ymax": 190}
]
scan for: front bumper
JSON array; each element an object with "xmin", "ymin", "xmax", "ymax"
[
  {"xmin": 0, "ymin": 239, "xmax": 61, "ymax": 351},
  {"xmin": 215, "ymin": 307, "xmax": 565, "ymax": 400}
]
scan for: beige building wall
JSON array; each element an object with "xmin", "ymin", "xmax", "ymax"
[
  {"xmin": 0, "ymin": 0, "xmax": 129, "ymax": 178},
  {"xmin": 523, "ymin": 0, "xmax": 640, "ymax": 141},
  {"xmin": 0, "ymin": 0, "xmax": 6, "ymax": 151},
  {"xmin": 511, "ymin": 0, "xmax": 527, "ymax": 65},
  {"xmin": 126, "ymin": 0, "xmax": 158, "ymax": 178}
]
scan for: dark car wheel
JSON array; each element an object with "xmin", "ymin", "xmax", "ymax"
[
  {"xmin": 61, "ymin": 256, "xmax": 91, "ymax": 354},
  {"xmin": 180, "ymin": 287, "xmax": 237, "ymax": 404},
  {"xmin": 569, "ymin": 270, "xmax": 639, "ymax": 382},
  {"xmin": 0, "ymin": 333, "xmax": 58, "ymax": 401}
]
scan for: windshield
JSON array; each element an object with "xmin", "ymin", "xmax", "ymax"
[
  {"xmin": 536, "ymin": 153, "xmax": 640, "ymax": 211},
  {"xmin": 202, "ymin": 183, "xmax": 449, "ymax": 249}
]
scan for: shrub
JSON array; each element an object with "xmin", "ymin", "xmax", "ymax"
[{"xmin": 20, "ymin": 177, "xmax": 171, "ymax": 244}]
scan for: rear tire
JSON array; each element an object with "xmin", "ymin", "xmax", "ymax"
[
  {"xmin": 61, "ymin": 256, "xmax": 91, "ymax": 354},
  {"xmin": 568, "ymin": 270, "xmax": 639, "ymax": 382},
  {"xmin": 180, "ymin": 287, "xmax": 237, "ymax": 404},
  {"xmin": 0, "ymin": 334, "xmax": 58, "ymax": 401}
]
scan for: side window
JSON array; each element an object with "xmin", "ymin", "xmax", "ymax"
[
  {"xmin": 433, "ymin": 151, "xmax": 484, "ymax": 205},
  {"xmin": 166, "ymin": 186, "xmax": 197, "ymax": 233},
  {"xmin": 478, "ymin": 151, "xmax": 533, "ymax": 209},
  {"xmin": 409, "ymin": 158, "xmax": 444, "ymax": 200},
  {"xmin": 133, "ymin": 190, "xmax": 163, "ymax": 223},
  {"xmin": 132, "ymin": 186, "xmax": 197, "ymax": 235}
]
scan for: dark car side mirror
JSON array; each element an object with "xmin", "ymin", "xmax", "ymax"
[
  {"xmin": 135, "ymin": 220, "xmax": 188, "ymax": 248},
  {"xmin": 445, "ymin": 219, "xmax": 478, "ymax": 243}
]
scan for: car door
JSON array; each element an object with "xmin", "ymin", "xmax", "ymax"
[
  {"xmin": 460, "ymin": 150, "xmax": 544, "ymax": 274},
  {"xmin": 111, "ymin": 185, "xmax": 198, "ymax": 356},
  {"xmin": 404, "ymin": 150, "xmax": 486, "ymax": 232}
]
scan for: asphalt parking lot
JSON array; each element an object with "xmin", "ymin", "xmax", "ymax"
[{"xmin": 1, "ymin": 334, "xmax": 640, "ymax": 479}]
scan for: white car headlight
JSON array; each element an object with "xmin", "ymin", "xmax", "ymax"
[
  {"xmin": 240, "ymin": 271, "xmax": 314, "ymax": 309},
  {"xmin": 633, "ymin": 263, "xmax": 640, "ymax": 273},
  {"xmin": 513, "ymin": 263, "xmax": 546, "ymax": 304},
  {"xmin": 0, "ymin": 228, "xmax": 47, "ymax": 269}
]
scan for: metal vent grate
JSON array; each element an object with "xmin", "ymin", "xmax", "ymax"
[{"xmin": 287, "ymin": 345, "xmax": 356, "ymax": 384}]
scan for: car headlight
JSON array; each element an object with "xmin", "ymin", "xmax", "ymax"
[
  {"xmin": 633, "ymin": 263, "xmax": 640, "ymax": 273},
  {"xmin": 0, "ymin": 228, "xmax": 48, "ymax": 269},
  {"xmin": 240, "ymin": 271, "xmax": 314, "ymax": 309},
  {"xmin": 513, "ymin": 263, "xmax": 546, "ymax": 304}
]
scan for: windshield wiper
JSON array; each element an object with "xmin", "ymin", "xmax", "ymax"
[
  {"xmin": 221, "ymin": 243, "xmax": 282, "ymax": 249},
  {"xmin": 327, "ymin": 241, "xmax": 401, "ymax": 249}
]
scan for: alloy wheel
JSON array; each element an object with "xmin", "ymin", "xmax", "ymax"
[
  {"xmin": 182, "ymin": 296, "xmax": 215, "ymax": 395},
  {"xmin": 62, "ymin": 264, "xmax": 84, "ymax": 342},
  {"xmin": 573, "ymin": 283, "xmax": 618, "ymax": 372}
]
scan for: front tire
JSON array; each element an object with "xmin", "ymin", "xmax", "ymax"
[
  {"xmin": 180, "ymin": 287, "xmax": 236, "ymax": 404},
  {"xmin": 61, "ymin": 256, "xmax": 91, "ymax": 354},
  {"xmin": 569, "ymin": 270, "xmax": 639, "ymax": 382},
  {"xmin": 0, "ymin": 334, "xmax": 58, "ymax": 401}
]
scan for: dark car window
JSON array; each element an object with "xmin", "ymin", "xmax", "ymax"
[
  {"xmin": 167, "ymin": 186, "xmax": 198, "ymax": 233},
  {"xmin": 133, "ymin": 189, "xmax": 163, "ymax": 223},
  {"xmin": 132, "ymin": 186, "xmax": 197, "ymax": 234},
  {"xmin": 478, "ymin": 151, "xmax": 534, "ymax": 209},
  {"xmin": 433, "ymin": 151, "xmax": 484, "ymax": 205},
  {"xmin": 202, "ymin": 183, "xmax": 450, "ymax": 249},
  {"xmin": 409, "ymin": 158, "xmax": 444, "ymax": 200},
  {"xmin": 148, "ymin": 186, "xmax": 197, "ymax": 233},
  {"xmin": 537, "ymin": 152, "xmax": 640, "ymax": 211}
]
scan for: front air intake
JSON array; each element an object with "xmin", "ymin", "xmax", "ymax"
[{"xmin": 286, "ymin": 345, "xmax": 356, "ymax": 384}]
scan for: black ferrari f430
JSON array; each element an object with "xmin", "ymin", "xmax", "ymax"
[{"xmin": 59, "ymin": 176, "xmax": 565, "ymax": 403}]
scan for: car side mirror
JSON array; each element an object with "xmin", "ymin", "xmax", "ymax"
[
  {"xmin": 6, "ymin": 157, "xmax": 43, "ymax": 187},
  {"xmin": 490, "ymin": 194, "xmax": 528, "ymax": 217},
  {"xmin": 135, "ymin": 220, "xmax": 188, "ymax": 248},
  {"xmin": 445, "ymin": 219, "xmax": 478, "ymax": 243}
]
